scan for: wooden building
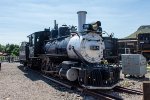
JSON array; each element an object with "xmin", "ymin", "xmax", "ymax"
[
  {"xmin": 118, "ymin": 25, "xmax": 150, "ymax": 55},
  {"xmin": 118, "ymin": 38, "xmax": 137, "ymax": 54}
]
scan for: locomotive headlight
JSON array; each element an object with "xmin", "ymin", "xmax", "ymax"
[
  {"xmin": 83, "ymin": 24, "xmax": 91, "ymax": 30},
  {"xmin": 83, "ymin": 21, "xmax": 101, "ymax": 32}
]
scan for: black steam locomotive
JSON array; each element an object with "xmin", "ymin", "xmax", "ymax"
[{"xmin": 19, "ymin": 11, "xmax": 121, "ymax": 89}]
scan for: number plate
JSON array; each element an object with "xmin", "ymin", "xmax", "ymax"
[{"xmin": 90, "ymin": 46, "xmax": 99, "ymax": 50}]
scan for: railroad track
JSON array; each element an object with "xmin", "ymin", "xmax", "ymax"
[
  {"xmin": 114, "ymin": 86, "xmax": 143, "ymax": 95},
  {"xmin": 27, "ymin": 67, "xmax": 143, "ymax": 100},
  {"xmin": 42, "ymin": 74, "xmax": 123, "ymax": 100}
]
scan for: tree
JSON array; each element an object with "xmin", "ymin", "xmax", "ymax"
[
  {"xmin": 11, "ymin": 46, "xmax": 19, "ymax": 56},
  {"xmin": 0, "ymin": 44, "xmax": 20, "ymax": 56},
  {"xmin": 0, "ymin": 44, "xmax": 5, "ymax": 52}
]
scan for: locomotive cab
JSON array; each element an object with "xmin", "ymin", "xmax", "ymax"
[
  {"xmin": 26, "ymin": 29, "xmax": 50, "ymax": 69},
  {"xmin": 28, "ymin": 29, "xmax": 50, "ymax": 58}
]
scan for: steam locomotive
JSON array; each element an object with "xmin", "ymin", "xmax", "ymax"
[{"xmin": 19, "ymin": 11, "xmax": 121, "ymax": 89}]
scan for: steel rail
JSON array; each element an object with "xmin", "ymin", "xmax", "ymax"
[
  {"xmin": 94, "ymin": 90, "xmax": 123, "ymax": 100},
  {"xmin": 114, "ymin": 86, "xmax": 143, "ymax": 95},
  {"xmin": 83, "ymin": 89, "xmax": 118, "ymax": 100},
  {"xmin": 42, "ymin": 75, "xmax": 73, "ymax": 89}
]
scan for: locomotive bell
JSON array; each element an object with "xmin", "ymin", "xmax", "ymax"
[{"xmin": 91, "ymin": 21, "xmax": 101, "ymax": 31}]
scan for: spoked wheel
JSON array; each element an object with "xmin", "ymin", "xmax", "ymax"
[
  {"xmin": 41, "ymin": 56, "xmax": 52, "ymax": 74},
  {"xmin": 124, "ymin": 74, "xmax": 127, "ymax": 78},
  {"xmin": 41, "ymin": 60, "xmax": 46, "ymax": 73},
  {"xmin": 148, "ymin": 61, "xmax": 150, "ymax": 65}
]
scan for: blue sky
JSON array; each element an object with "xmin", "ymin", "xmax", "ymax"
[{"xmin": 0, "ymin": 0, "xmax": 150, "ymax": 45}]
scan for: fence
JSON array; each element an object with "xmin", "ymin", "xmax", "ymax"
[{"xmin": 0, "ymin": 56, "xmax": 19, "ymax": 62}]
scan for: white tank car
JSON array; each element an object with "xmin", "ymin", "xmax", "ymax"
[
  {"xmin": 19, "ymin": 42, "xmax": 27, "ymax": 61},
  {"xmin": 19, "ymin": 42, "xmax": 28, "ymax": 66}
]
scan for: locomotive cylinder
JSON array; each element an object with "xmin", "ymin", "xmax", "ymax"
[{"xmin": 59, "ymin": 68, "xmax": 78, "ymax": 81}]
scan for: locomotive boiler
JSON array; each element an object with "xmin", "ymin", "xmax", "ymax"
[
  {"xmin": 45, "ymin": 23, "xmax": 104, "ymax": 63},
  {"xmin": 19, "ymin": 11, "xmax": 121, "ymax": 89}
]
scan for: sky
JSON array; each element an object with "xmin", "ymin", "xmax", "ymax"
[{"xmin": 0, "ymin": 0, "xmax": 150, "ymax": 45}]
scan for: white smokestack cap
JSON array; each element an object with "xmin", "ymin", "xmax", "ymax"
[{"xmin": 77, "ymin": 11, "xmax": 87, "ymax": 32}]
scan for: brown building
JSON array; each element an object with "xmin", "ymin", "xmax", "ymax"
[
  {"xmin": 118, "ymin": 38, "xmax": 137, "ymax": 54},
  {"xmin": 118, "ymin": 25, "xmax": 150, "ymax": 55}
]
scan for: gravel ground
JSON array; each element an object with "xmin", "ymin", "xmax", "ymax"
[
  {"xmin": 0, "ymin": 62, "xmax": 85, "ymax": 100},
  {"xmin": 0, "ymin": 62, "xmax": 149, "ymax": 100},
  {"xmin": 117, "ymin": 70, "xmax": 150, "ymax": 100}
]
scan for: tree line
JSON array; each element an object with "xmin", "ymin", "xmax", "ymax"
[{"xmin": 0, "ymin": 44, "xmax": 19, "ymax": 56}]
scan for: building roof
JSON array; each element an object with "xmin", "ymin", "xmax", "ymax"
[{"xmin": 125, "ymin": 25, "xmax": 150, "ymax": 39}]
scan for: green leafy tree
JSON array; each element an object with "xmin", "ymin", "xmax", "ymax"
[
  {"xmin": 0, "ymin": 44, "xmax": 20, "ymax": 56},
  {"xmin": 11, "ymin": 46, "xmax": 19, "ymax": 56},
  {"xmin": 0, "ymin": 44, "xmax": 5, "ymax": 52}
]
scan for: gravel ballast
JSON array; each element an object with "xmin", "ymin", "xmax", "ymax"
[
  {"xmin": 0, "ymin": 62, "xmax": 84, "ymax": 100},
  {"xmin": 0, "ymin": 62, "xmax": 149, "ymax": 100}
]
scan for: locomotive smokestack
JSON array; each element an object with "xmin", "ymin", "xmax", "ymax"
[{"xmin": 77, "ymin": 11, "xmax": 87, "ymax": 32}]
